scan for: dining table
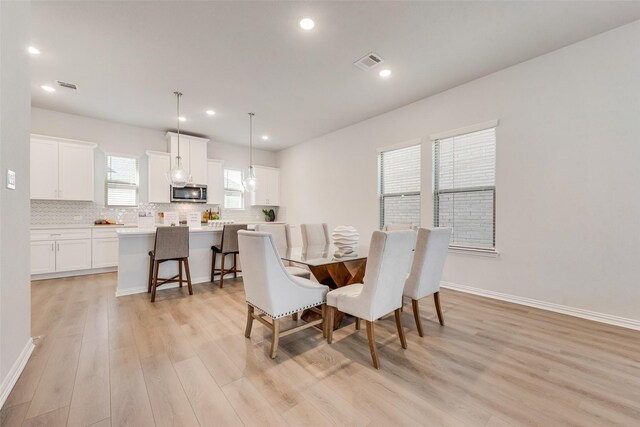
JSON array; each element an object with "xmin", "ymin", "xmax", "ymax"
[{"xmin": 282, "ymin": 244, "xmax": 369, "ymax": 329}]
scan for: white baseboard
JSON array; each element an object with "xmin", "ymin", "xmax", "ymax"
[
  {"xmin": 32, "ymin": 267, "xmax": 117, "ymax": 281},
  {"xmin": 441, "ymin": 281, "xmax": 640, "ymax": 331},
  {"xmin": 0, "ymin": 338, "xmax": 35, "ymax": 408},
  {"xmin": 115, "ymin": 275, "xmax": 212, "ymax": 297}
]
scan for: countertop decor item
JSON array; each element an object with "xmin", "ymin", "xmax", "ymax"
[
  {"xmin": 166, "ymin": 91, "xmax": 191, "ymax": 188},
  {"xmin": 262, "ymin": 209, "xmax": 276, "ymax": 222},
  {"xmin": 331, "ymin": 226, "xmax": 359, "ymax": 252},
  {"xmin": 242, "ymin": 113, "xmax": 257, "ymax": 192}
]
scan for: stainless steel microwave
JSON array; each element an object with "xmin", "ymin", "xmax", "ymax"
[{"xmin": 171, "ymin": 184, "xmax": 208, "ymax": 203}]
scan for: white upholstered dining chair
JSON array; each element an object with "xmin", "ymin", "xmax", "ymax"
[
  {"xmin": 403, "ymin": 228, "xmax": 451, "ymax": 336},
  {"xmin": 300, "ymin": 223, "xmax": 330, "ymax": 246},
  {"xmin": 383, "ymin": 223, "xmax": 413, "ymax": 231},
  {"xmin": 326, "ymin": 230, "xmax": 416, "ymax": 369},
  {"xmin": 238, "ymin": 230, "xmax": 329, "ymax": 359},
  {"xmin": 254, "ymin": 223, "xmax": 311, "ymax": 280}
]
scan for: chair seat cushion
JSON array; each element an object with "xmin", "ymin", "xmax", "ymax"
[
  {"xmin": 285, "ymin": 266, "xmax": 311, "ymax": 279},
  {"xmin": 326, "ymin": 284, "xmax": 364, "ymax": 310}
]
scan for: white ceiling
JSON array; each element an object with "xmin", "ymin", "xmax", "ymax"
[{"xmin": 31, "ymin": 1, "xmax": 640, "ymax": 151}]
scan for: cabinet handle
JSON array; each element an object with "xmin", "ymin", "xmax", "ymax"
[
  {"xmin": 50, "ymin": 233, "xmax": 61, "ymax": 236},
  {"xmin": 56, "ymin": 243, "xmax": 59, "ymax": 252}
]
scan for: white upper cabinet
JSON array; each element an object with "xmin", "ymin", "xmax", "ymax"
[
  {"xmin": 30, "ymin": 135, "xmax": 96, "ymax": 201},
  {"xmin": 166, "ymin": 132, "xmax": 209, "ymax": 185},
  {"xmin": 30, "ymin": 137, "xmax": 59, "ymax": 200},
  {"xmin": 147, "ymin": 151, "xmax": 171, "ymax": 203},
  {"xmin": 207, "ymin": 159, "xmax": 224, "ymax": 205},
  {"xmin": 250, "ymin": 165, "xmax": 280, "ymax": 206}
]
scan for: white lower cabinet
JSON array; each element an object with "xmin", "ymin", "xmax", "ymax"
[
  {"xmin": 31, "ymin": 240, "xmax": 56, "ymax": 274},
  {"xmin": 56, "ymin": 239, "xmax": 93, "ymax": 272},
  {"xmin": 92, "ymin": 238, "xmax": 119, "ymax": 268}
]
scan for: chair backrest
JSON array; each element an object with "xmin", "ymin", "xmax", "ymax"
[
  {"xmin": 254, "ymin": 223, "xmax": 292, "ymax": 254},
  {"xmin": 359, "ymin": 230, "xmax": 416, "ymax": 319},
  {"xmin": 383, "ymin": 223, "xmax": 413, "ymax": 231},
  {"xmin": 220, "ymin": 224, "xmax": 248, "ymax": 253},
  {"xmin": 153, "ymin": 226, "xmax": 189, "ymax": 260},
  {"xmin": 403, "ymin": 228, "xmax": 451, "ymax": 299},
  {"xmin": 300, "ymin": 223, "xmax": 330, "ymax": 246},
  {"xmin": 238, "ymin": 230, "xmax": 306, "ymax": 317}
]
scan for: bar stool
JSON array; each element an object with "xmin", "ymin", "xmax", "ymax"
[
  {"xmin": 211, "ymin": 224, "xmax": 247, "ymax": 288},
  {"xmin": 147, "ymin": 226, "xmax": 192, "ymax": 303}
]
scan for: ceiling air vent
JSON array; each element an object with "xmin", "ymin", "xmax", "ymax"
[
  {"xmin": 353, "ymin": 52, "xmax": 384, "ymax": 71},
  {"xmin": 56, "ymin": 80, "xmax": 78, "ymax": 90}
]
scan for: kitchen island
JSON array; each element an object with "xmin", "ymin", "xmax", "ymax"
[{"xmin": 116, "ymin": 226, "xmax": 223, "ymax": 296}]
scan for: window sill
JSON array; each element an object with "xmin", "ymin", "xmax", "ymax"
[{"xmin": 448, "ymin": 246, "xmax": 499, "ymax": 258}]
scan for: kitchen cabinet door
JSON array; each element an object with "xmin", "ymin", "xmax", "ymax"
[
  {"xmin": 147, "ymin": 151, "xmax": 171, "ymax": 203},
  {"xmin": 189, "ymin": 139, "xmax": 208, "ymax": 185},
  {"xmin": 250, "ymin": 166, "xmax": 280, "ymax": 206},
  {"xmin": 92, "ymin": 237, "xmax": 119, "ymax": 268},
  {"xmin": 31, "ymin": 240, "xmax": 56, "ymax": 274},
  {"xmin": 207, "ymin": 159, "xmax": 224, "ymax": 205},
  {"xmin": 30, "ymin": 138, "xmax": 59, "ymax": 200},
  {"xmin": 56, "ymin": 239, "xmax": 92, "ymax": 272},
  {"xmin": 58, "ymin": 142, "xmax": 95, "ymax": 201}
]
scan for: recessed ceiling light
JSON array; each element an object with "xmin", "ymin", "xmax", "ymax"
[
  {"xmin": 28, "ymin": 46, "xmax": 41, "ymax": 55},
  {"xmin": 299, "ymin": 18, "xmax": 315, "ymax": 30},
  {"xmin": 206, "ymin": 110, "xmax": 216, "ymax": 116},
  {"xmin": 379, "ymin": 69, "xmax": 392, "ymax": 78},
  {"xmin": 40, "ymin": 85, "xmax": 56, "ymax": 92},
  {"xmin": 261, "ymin": 135, "xmax": 269, "ymax": 140},
  {"xmin": 178, "ymin": 116, "xmax": 186, "ymax": 122}
]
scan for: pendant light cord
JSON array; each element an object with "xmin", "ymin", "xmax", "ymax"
[
  {"xmin": 174, "ymin": 91, "xmax": 182, "ymax": 159},
  {"xmin": 249, "ymin": 112, "xmax": 254, "ymax": 170}
]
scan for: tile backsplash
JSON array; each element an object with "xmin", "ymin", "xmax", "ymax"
[{"xmin": 31, "ymin": 200, "xmax": 283, "ymax": 226}]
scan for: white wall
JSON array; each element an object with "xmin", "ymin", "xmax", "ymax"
[
  {"xmin": 278, "ymin": 21, "xmax": 640, "ymax": 322},
  {"xmin": 1, "ymin": 0, "xmax": 33, "ymax": 404},
  {"xmin": 31, "ymin": 107, "xmax": 277, "ymax": 203}
]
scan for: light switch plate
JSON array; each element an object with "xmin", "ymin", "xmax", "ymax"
[{"xmin": 7, "ymin": 169, "xmax": 15, "ymax": 190}]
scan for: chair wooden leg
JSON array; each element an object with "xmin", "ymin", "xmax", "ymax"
[
  {"xmin": 233, "ymin": 253, "xmax": 238, "ymax": 278},
  {"xmin": 245, "ymin": 305, "xmax": 254, "ymax": 338},
  {"xmin": 394, "ymin": 309, "xmax": 407, "ymax": 349},
  {"xmin": 327, "ymin": 306, "xmax": 334, "ymax": 344},
  {"xmin": 151, "ymin": 260, "xmax": 159, "ymax": 302},
  {"xmin": 219, "ymin": 253, "xmax": 225, "ymax": 288},
  {"xmin": 211, "ymin": 250, "xmax": 217, "ymax": 283},
  {"xmin": 412, "ymin": 299, "xmax": 424, "ymax": 337},
  {"xmin": 184, "ymin": 258, "xmax": 193, "ymax": 295},
  {"xmin": 434, "ymin": 291, "xmax": 444, "ymax": 326},
  {"xmin": 147, "ymin": 255, "xmax": 154, "ymax": 293},
  {"xmin": 321, "ymin": 304, "xmax": 327, "ymax": 338},
  {"xmin": 178, "ymin": 260, "xmax": 183, "ymax": 288},
  {"xmin": 355, "ymin": 317, "xmax": 361, "ymax": 330},
  {"xmin": 270, "ymin": 318, "xmax": 280, "ymax": 359},
  {"xmin": 291, "ymin": 312, "xmax": 299, "ymax": 321},
  {"xmin": 366, "ymin": 321, "xmax": 380, "ymax": 369}
]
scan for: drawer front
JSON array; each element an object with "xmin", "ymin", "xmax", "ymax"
[
  {"xmin": 92, "ymin": 227, "xmax": 124, "ymax": 239},
  {"xmin": 31, "ymin": 228, "xmax": 92, "ymax": 241}
]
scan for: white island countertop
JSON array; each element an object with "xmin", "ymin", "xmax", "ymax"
[
  {"xmin": 31, "ymin": 224, "xmax": 137, "ymax": 230},
  {"xmin": 117, "ymin": 226, "xmax": 223, "ymax": 236}
]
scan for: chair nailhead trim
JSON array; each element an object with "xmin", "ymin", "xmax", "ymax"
[{"xmin": 247, "ymin": 301, "xmax": 325, "ymax": 319}]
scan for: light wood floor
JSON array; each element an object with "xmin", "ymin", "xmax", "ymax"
[{"xmin": 1, "ymin": 273, "xmax": 639, "ymax": 426}]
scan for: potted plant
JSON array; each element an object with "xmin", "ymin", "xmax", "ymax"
[{"xmin": 262, "ymin": 209, "xmax": 276, "ymax": 222}]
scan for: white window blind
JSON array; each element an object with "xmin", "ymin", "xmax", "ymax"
[
  {"xmin": 106, "ymin": 155, "xmax": 138, "ymax": 207},
  {"xmin": 224, "ymin": 169, "xmax": 244, "ymax": 209},
  {"xmin": 379, "ymin": 144, "xmax": 421, "ymax": 229},
  {"xmin": 433, "ymin": 127, "xmax": 496, "ymax": 249}
]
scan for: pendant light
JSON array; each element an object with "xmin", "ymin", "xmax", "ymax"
[
  {"xmin": 166, "ymin": 91, "xmax": 191, "ymax": 188},
  {"xmin": 242, "ymin": 112, "xmax": 257, "ymax": 192}
]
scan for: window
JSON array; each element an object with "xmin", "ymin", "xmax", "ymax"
[
  {"xmin": 378, "ymin": 144, "xmax": 421, "ymax": 229},
  {"xmin": 224, "ymin": 169, "xmax": 244, "ymax": 209},
  {"xmin": 433, "ymin": 126, "xmax": 496, "ymax": 250},
  {"xmin": 106, "ymin": 155, "xmax": 138, "ymax": 207}
]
